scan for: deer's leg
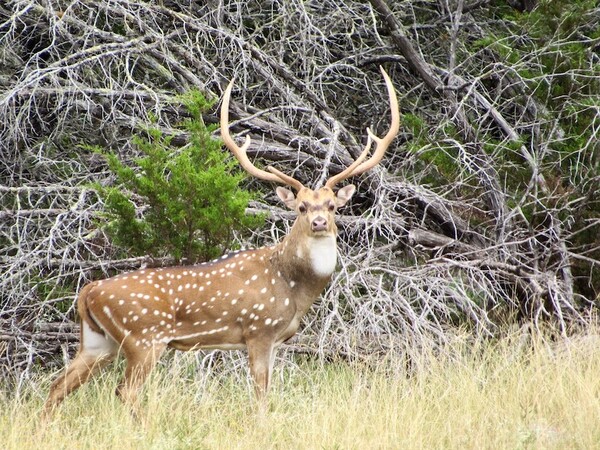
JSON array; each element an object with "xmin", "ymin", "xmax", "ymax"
[
  {"xmin": 247, "ymin": 338, "xmax": 277, "ymax": 400},
  {"xmin": 43, "ymin": 322, "xmax": 118, "ymax": 417},
  {"xmin": 115, "ymin": 341, "xmax": 166, "ymax": 409}
]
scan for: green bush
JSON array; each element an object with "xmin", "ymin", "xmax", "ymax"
[{"xmin": 94, "ymin": 90, "xmax": 264, "ymax": 263}]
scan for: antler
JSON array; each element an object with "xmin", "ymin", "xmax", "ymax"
[
  {"xmin": 325, "ymin": 67, "xmax": 400, "ymax": 189},
  {"xmin": 220, "ymin": 80, "xmax": 304, "ymax": 191}
]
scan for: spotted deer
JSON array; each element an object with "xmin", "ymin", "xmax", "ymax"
[{"xmin": 43, "ymin": 67, "xmax": 399, "ymax": 416}]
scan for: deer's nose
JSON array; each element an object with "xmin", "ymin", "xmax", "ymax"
[{"xmin": 311, "ymin": 216, "xmax": 328, "ymax": 232}]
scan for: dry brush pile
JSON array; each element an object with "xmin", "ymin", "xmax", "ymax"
[{"xmin": 1, "ymin": 0, "xmax": 599, "ymax": 379}]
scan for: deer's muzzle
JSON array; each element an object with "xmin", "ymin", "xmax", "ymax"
[{"xmin": 311, "ymin": 216, "xmax": 328, "ymax": 232}]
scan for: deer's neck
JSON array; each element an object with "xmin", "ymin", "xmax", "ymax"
[{"xmin": 271, "ymin": 224, "xmax": 338, "ymax": 287}]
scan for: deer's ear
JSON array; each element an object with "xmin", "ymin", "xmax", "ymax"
[
  {"xmin": 276, "ymin": 187, "xmax": 297, "ymax": 209},
  {"xmin": 335, "ymin": 184, "xmax": 356, "ymax": 208}
]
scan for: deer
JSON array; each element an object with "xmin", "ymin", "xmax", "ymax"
[{"xmin": 43, "ymin": 67, "xmax": 399, "ymax": 417}]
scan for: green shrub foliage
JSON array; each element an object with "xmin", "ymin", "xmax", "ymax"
[{"xmin": 95, "ymin": 90, "xmax": 263, "ymax": 263}]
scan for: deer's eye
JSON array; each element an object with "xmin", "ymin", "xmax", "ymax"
[
  {"xmin": 298, "ymin": 203, "xmax": 307, "ymax": 214},
  {"xmin": 328, "ymin": 202, "xmax": 336, "ymax": 212}
]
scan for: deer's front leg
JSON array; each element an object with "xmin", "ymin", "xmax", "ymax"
[{"xmin": 246, "ymin": 337, "xmax": 277, "ymax": 400}]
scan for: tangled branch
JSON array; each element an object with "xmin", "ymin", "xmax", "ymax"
[{"xmin": 1, "ymin": 0, "xmax": 598, "ymax": 377}]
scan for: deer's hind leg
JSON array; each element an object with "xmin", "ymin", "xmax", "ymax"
[
  {"xmin": 43, "ymin": 321, "xmax": 118, "ymax": 417},
  {"xmin": 115, "ymin": 339, "xmax": 167, "ymax": 411}
]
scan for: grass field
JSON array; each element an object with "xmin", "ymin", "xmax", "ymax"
[{"xmin": 2, "ymin": 332, "xmax": 600, "ymax": 449}]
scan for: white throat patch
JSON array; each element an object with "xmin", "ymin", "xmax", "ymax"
[{"xmin": 308, "ymin": 236, "xmax": 337, "ymax": 277}]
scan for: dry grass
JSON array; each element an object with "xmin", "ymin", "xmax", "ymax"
[{"xmin": 2, "ymin": 332, "xmax": 600, "ymax": 449}]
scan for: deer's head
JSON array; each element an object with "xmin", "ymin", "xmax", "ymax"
[
  {"xmin": 220, "ymin": 67, "xmax": 400, "ymax": 239},
  {"xmin": 273, "ymin": 185, "xmax": 355, "ymax": 238}
]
